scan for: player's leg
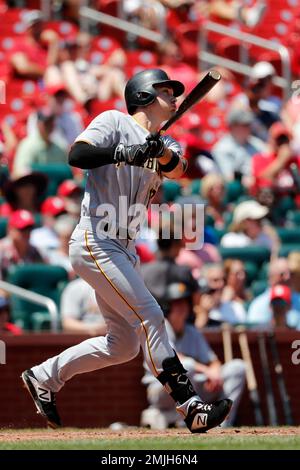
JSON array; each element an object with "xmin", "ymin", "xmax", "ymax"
[
  {"xmin": 76, "ymin": 231, "xmax": 232, "ymax": 432},
  {"xmin": 21, "ymin": 298, "xmax": 140, "ymax": 428}
]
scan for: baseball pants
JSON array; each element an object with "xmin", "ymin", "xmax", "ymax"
[{"xmin": 32, "ymin": 225, "xmax": 175, "ymax": 392}]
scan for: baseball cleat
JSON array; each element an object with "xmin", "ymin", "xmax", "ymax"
[
  {"xmin": 184, "ymin": 398, "xmax": 233, "ymax": 433},
  {"xmin": 21, "ymin": 369, "xmax": 61, "ymax": 429}
]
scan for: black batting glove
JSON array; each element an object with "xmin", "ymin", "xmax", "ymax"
[
  {"xmin": 145, "ymin": 134, "xmax": 166, "ymax": 158},
  {"xmin": 114, "ymin": 142, "xmax": 153, "ymax": 167},
  {"xmin": 114, "ymin": 138, "xmax": 166, "ymax": 167}
]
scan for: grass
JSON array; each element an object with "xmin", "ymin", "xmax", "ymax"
[{"xmin": 0, "ymin": 429, "xmax": 300, "ymax": 450}]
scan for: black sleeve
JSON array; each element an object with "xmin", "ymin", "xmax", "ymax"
[{"xmin": 68, "ymin": 141, "xmax": 117, "ymax": 169}]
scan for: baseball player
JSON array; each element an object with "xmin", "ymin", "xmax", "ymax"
[{"xmin": 21, "ymin": 68, "xmax": 232, "ymax": 433}]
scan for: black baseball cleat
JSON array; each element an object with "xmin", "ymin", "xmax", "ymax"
[
  {"xmin": 184, "ymin": 398, "xmax": 233, "ymax": 433},
  {"xmin": 21, "ymin": 369, "xmax": 61, "ymax": 429}
]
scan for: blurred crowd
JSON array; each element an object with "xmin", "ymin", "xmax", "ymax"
[
  {"xmin": 0, "ymin": 0, "xmax": 300, "ymax": 427},
  {"xmin": 0, "ymin": 1, "xmax": 299, "ymax": 331}
]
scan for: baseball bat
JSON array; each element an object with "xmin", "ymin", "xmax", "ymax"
[
  {"xmin": 221, "ymin": 323, "xmax": 233, "ymax": 363},
  {"xmin": 152, "ymin": 70, "xmax": 222, "ymax": 138},
  {"xmin": 237, "ymin": 326, "xmax": 264, "ymax": 426},
  {"xmin": 268, "ymin": 331, "xmax": 294, "ymax": 425},
  {"xmin": 257, "ymin": 332, "xmax": 278, "ymax": 426}
]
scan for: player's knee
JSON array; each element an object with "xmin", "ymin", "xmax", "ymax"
[{"xmin": 107, "ymin": 334, "xmax": 139, "ymax": 363}]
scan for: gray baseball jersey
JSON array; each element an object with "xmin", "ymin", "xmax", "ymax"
[{"xmin": 75, "ymin": 110, "xmax": 182, "ymax": 239}]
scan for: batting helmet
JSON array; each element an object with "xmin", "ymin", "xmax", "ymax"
[{"xmin": 124, "ymin": 68, "xmax": 185, "ymax": 115}]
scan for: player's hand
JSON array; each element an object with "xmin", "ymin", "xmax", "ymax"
[
  {"xmin": 146, "ymin": 134, "xmax": 167, "ymax": 158},
  {"xmin": 114, "ymin": 139, "xmax": 166, "ymax": 167}
]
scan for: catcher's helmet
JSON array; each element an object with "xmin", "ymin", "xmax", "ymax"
[{"xmin": 124, "ymin": 68, "xmax": 185, "ymax": 115}]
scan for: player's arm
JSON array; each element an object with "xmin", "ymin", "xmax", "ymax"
[
  {"xmin": 68, "ymin": 140, "xmax": 171, "ymax": 169},
  {"xmin": 159, "ymin": 148, "xmax": 188, "ymax": 179},
  {"xmin": 68, "ymin": 141, "xmax": 117, "ymax": 169}
]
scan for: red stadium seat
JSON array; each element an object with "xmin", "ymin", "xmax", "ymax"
[
  {"xmin": 126, "ymin": 50, "xmax": 158, "ymax": 68},
  {"xmin": 175, "ymin": 22, "xmax": 200, "ymax": 66},
  {"xmin": 43, "ymin": 21, "xmax": 78, "ymax": 41},
  {"xmin": 91, "ymin": 35, "xmax": 121, "ymax": 54},
  {"xmin": 215, "ymin": 37, "xmax": 246, "ymax": 62}
]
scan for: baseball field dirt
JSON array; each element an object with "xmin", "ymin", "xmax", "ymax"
[{"xmin": 0, "ymin": 427, "xmax": 299, "ymax": 450}]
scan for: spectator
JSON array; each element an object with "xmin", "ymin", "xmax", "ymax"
[
  {"xmin": 174, "ymin": 197, "xmax": 221, "ymax": 279},
  {"xmin": 142, "ymin": 230, "xmax": 199, "ymax": 310},
  {"xmin": 222, "ymin": 259, "xmax": 251, "ymax": 304},
  {"xmin": 201, "ymin": 174, "xmax": 227, "ymax": 229},
  {"xmin": 27, "ymin": 84, "xmax": 84, "ymax": 150},
  {"xmin": 251, "ymin": 122, "xmax": 300, "ymax": 196},
  {"xmin": 13, "ymin": 109, "xmax": 67, "ymax": 177},
  {"xmin": 247, "ymin": 258, "xmax": 300, "ymax": 328},
  {"xmin": 175, "ymin": 113, "xmax": 219, "ymax": 179},
  {"xmin": 57, "ymin": 179, "xmax": 83, "ymax": 217},
  {"xmin": 0, "ymin": 210, "xmax": 45, "ymax": 279},
  {"xmin": 220, "ymin": 200, "xmax": 280, "ymax": 256},
  {"xmin": 48, "ymin": 215, "xmax": 77, "ymax": 278},
  {"xmin": 288, "ymin": 251, "xmax": 300, "ymax": 294},
  {"xmin": 1, "ymin": 172, "xmax": 48, "ymax": 215},
  {"xmin": 60, "ymin": 278, "xmax": 107, "ymax": 336},
  {"xmin": 0, "ymin": 294, "xmax": 22, "ymax": 335},
  {"xmin": 195, "ymin": 263, "xmax": 247, "ymax": 328},
  {"xmin": 232, "ymin": 61, "xmax": 280, "ymax": 140},
  {"xmin": 212, "ymin": 108, "xmax": 265, "ymax": 183},
  {"xmin": 197, "ymin": 0, "xmax": 266, "ymax": 28},
  {"xmin": 157, "ymin": 40, "xmax": 199, "ymax": 94},
  {"xmin": 9, "ymin": 10, "xmax": 59, "ymax": 80},
  {"xmin": 269, "ymin": 285, "xmax": 297, "ymax": 328},
  {"xmin": 57, "ymin": 33, "xmax": 127, "ymax": 104},
  {"xmin": 30, "ymin": 196, "xmax": 66, "ymax": 257},
  {"xmin": 141, "ymin": 282, "xmax": 246, "ymax": 429},
  {"xmin": 234, "ymin": 62, "xmax": 281, "ymax": 112}
]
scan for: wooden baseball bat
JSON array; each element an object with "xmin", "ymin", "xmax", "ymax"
[
  {"xmin": 237, "ymin": 326, "xmax": 264, "ymax": 426},
  {"xmin": 221, "ymin": 323, "xmax": 233, "ymax": 363},
  {"xmin": 257, "ymin": 332, "xmax": 278, "ymax": 426},
  {"xmin": 268, "ymin": 331, "xmax": 294, "ymax": 425},
  {"xmin": 152, "ymin": 70, "xmax": 221, "ymax": 138}
]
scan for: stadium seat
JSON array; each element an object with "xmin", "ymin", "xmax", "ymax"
[
  {"xmin": 258, "ymin": 262, "xmax": 269, "ymax": 281},
  {"xmin": 251, "ymin": 279, "xmax": 268, "ymax": 297},
  {"xmin": 225, "ymin": 180, "xmax": 245, "ymax": 204},
  {"xmin": 279, "ymin": 243, "xmax": 300, "ymax": 257},
  {"xmin": 162, "ymin": 180, "xmax": 182, "ymax": 203},
  {"xmin": 7, "ymin": 264, "xmax": 68, "ymax": 330},
  {"xmin": 219, "ymin": 246, "xmax": 271, "ymax": 265},
  {"xmin": 244, "ymin": 261, "xmax": 259, "ymax": 286},
  {"xmin": 189, "ymin": 179, "xmax": 202, "ymax": 196},
  {"xmin": 0, "ymin": 217, "xmax": 7, "ymax": 238},
  {"xmin": 30, "ymin": 164, "xmax": 73, "ymax": 197},
  {"xmin": 287, "ymin": 210, "xmax": 300, "ymax": 225},
  {"xmin": 276, "ymin": 227, "xmax": 300, "ymax": 244},
  {"xmin": 175, "ymin": 23, "xmax": 200, "ymax": 66}
]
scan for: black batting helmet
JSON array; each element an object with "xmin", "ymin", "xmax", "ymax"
[{"xmin": 124, "ymin": 68, "xmax": 185, "ymax": 115}]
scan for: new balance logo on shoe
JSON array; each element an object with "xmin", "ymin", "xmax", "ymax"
[
  {"xmin": 37, "ymin": 387, "xmax": 51, "ymax": 402},
  {"xmin": 21, "ymin": 369, "xmax": 62, "ymax": 428},
  {"xmin": 185, "ymin": 398, "xmax": 233, "ymax": 434},
  {"xmin": 195, "ymin": 413, "xmax": 208, "ymax": 428}
]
